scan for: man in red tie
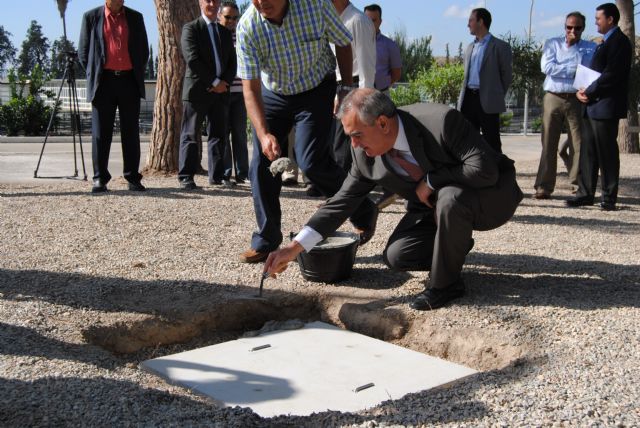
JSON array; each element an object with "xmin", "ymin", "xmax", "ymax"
[{"xmin": 264, "ymin": 88, "xmax": 523, "ymax": 310}]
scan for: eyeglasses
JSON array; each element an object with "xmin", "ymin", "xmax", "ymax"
[
  {"xmin": 565, "ymin": 25, "xmax": 583, "ymax": 31},
  {"xmin": 223, "ymin": 15, "xmax": 240, "ymax": 20}
]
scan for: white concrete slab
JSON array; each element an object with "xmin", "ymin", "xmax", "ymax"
[{"xmin": 141, "ymin": 321, "xmax": 477, "ymax": 417}]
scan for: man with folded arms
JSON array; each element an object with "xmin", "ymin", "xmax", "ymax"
[{"xmin": 264, "ymin": 89, "xmax": 523, "ymax": 310}]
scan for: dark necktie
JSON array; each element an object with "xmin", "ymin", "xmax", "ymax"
[
  {"xmin": 210, "ymin": 23, "xmax": 222, "ymax": 76},
  {"xmin": 388, "ymin": 148, "xmax": 424, "ymax": 181}
]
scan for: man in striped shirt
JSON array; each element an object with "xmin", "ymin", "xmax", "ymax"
[
  {"xmin": 236, "ymin": 0, "xmax": 378, "ymax": 263},
  {"xmin": 218, "ymin": 1, "xmax": 248, "ymax": 185}
]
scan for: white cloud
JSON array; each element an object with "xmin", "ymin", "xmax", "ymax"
[
  {"xmin": 443, "ymin": 2, "xmax": 485, "ymax": 19},
  {"xmin": 538, "ymin": 15, "xmax": 565, "ymax": 28}
]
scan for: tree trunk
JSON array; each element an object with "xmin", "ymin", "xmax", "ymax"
[
  {"xmin": 144, "ymin": 1, "xmax": 199, "ymax": 173},
  {"xmin": 616, "ymin": 0, "xmax": 639, "ymax": 153}
]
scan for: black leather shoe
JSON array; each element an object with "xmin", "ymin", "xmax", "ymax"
[
  {"xmin": 565, "ymin": 196, "xmax": 594, "ymax": 207},
  {"xmin": 305, "ymin": 184, "xmax": 323, "ymax": 197},
  {"xmin": 600, "ymin": 201, "xmax": 616, "ymax": 211},
  {"xmin": 128, "ymin": 181, "xmax": 146, "ymax": 192},
  {"xmin": 179, "ymin": 179, "xmax": 198, "ymax": 190},
  {"xmin": 91, "ymin": 179, "xmax": 108, "ymax": 193},
  {"xmin": 410, "ymin": 278, "xmax": 465, "ymax": 311}
]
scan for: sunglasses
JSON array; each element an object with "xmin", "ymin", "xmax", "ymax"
[
  {"xmin": 565, "ymin": 25, "xmax": 583, "ymax": 31},
  {"xmin": 223, "ymin": 15, "xmax": 240, "ymax": 20}
]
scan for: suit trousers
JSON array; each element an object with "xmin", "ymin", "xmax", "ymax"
[
  {"xmin": 249, "ymin": 77, "xmax": 376, "ymax": 252},
  {"xmin": 461, "ymin": 90, "xmax": 503, "ymax": 153},
  {"xmin": 91, "ymin": 73, "xmax": 142, "ymax": 184},
  {"xmin": 331, "ymin": 117, "xmax": 352, "ymax": 172},
  {"xmin": 223, "ymin": 92, "xmax": 249, "ymax": 181},
  {"xmin": 576, "ymin": 116, "xmax": 620, "ymax": 204},
  {"xmin": 383, "ymin": 166, "xmax": 521, "ymax": 288},
  {"xmin": 534, "ymin": 92, "xmax": 583, "ymax": 193},
  {"xmin": 178, "ymin": 93, "xmax": 230, "ymax": 183}
]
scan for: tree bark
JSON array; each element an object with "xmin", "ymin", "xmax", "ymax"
[
  {"xmin": 616, "ymin": 0, "xmax": 639, "ymax": 153},
  {"xmin": 145, "ymin": 1, "xmax": 199, "ymax": 173}
]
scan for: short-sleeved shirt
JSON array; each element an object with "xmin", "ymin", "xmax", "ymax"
[
  {"xmin": 236, "ymin": 0, "xmax": 352, "ymax": 95},
  {"xmin": 374, "ymin": 32, "xmax": 401, "ymax": 91}
]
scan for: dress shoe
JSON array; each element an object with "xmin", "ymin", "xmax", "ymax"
[
  {"xmin": 354, "ymin": 207, "xmax": 379, "ymax": 245},
  {"xmin": 128, "ymin": 181, "xmax": 146, "ymax": 192},
  {"xmin": 222, "ymin": 179, "xmax": 236, "ymax": 188},
  {"xmin": 179, "ymin": 179, "xmax": 198, "ymax": 190},
  {"xmin": 374, "ymin": 189, "xmax": 399, "ymax": 210},
  {"xmin": 565, "ymin": 196, "xmax": 594, "ymax": 207},
  {"xmin": 235, "ymin": 177, "xmax": 246, "ymax": 185},
  {"xmin": 91, "ymin": 179, "xmax": 108, "ymax": 193},
  {"xmin": 305, "ymin": 184, "xmax": 323, "ymax": 197},
  {"xmin": 239, "ymin": 248, "xmax": 269, "ymax": 263},
  {"xmin": 532, "ymin": 190, "xmax": 550, "ymax": 200},
  {"xmin": 209, "ymin": 179, "xmax": 223, "ymax": 185},
  {"xmin": 600, "ymin": 201, "xmax": 616, "ymax": 211},
  {"xmin": 410, "ymin": 278, "xmax": 465, "ymax": 311}
]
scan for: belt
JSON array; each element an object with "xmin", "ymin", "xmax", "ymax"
[
  {"xmin": 466, "ymin": 87, "xmax": 480, "ymax": 94},
  {"xmin": 337, "ymin": 75, "xmax": 359, "ymax": 85},
  {"xmin": 103, "ymin": 69, "xmax": 133, "ymax": 77},
  {"xmin": 548, "ymin": 91, "xmax": 575, "ymax": 99},
  {"xmin": 377, "ymin": 86, "xmax": 390, "ymax": 92}
]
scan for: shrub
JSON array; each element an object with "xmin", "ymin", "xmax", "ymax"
[
  {"xmin": 390, "ymin": 84, "xmax": 421, "ymax": 107},
  {"xmin": 500, "ymin": 112, "xmax": 514, "ymax": 130},
  {"xmin": 413, "ymin": 62, "xmax": 464, "ymax": 106}
]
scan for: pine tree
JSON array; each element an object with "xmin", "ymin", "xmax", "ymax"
[
  {"xmin": 445, "ymin": 43, "xmax": 450, "ymax": 65},
  {"xmin": 49, "ymin": 36, "xmax": 81, "ymax": 79},
  {"xmin": 147, "ymin": 45, "xmax": 155, "ymax": 79},
  {"xmin": 17, "ymin": 20, "xmax": 50, "ymax": 76},
  {"xmin": 0, "ymin": 26, "xmax": 17, "ymax": 76}
]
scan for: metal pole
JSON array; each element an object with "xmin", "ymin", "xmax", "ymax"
[{"xmin": 523, "ymin": 0, "xmax": 535, "ymax": 135}]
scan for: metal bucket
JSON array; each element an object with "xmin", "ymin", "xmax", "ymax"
[{"xmin": 292, "ymin": 231, "xmax": 359, "ymax": 284}]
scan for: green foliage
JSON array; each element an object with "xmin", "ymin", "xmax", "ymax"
[
  {"xmin": 503, "ymin": 33, "xmax": 544, "ymax": 97},
  {"xmin": 530, "ymin": 116, "xmax": 543, "ymax": 133},
  {"xmin": 0, "ymin": 25, "xmax": 16, "ymax": 75},
  {"xmin": 49, "ymin": 36, "xmax": 82, "ymax": 79},
  {"xmin": 499, "ymin": 112, "xmax": 513, "ymax": 130},
  {"xmin": 392, "ymin": 32, "xmax": 433, "ymax": 81},
  {"xmin": 389, "ymin": 84, "xmax": 421, "ymax": 107},
  {"xmin": 17, "ymin": 20, "xmax": 49, "ymax": 76},
  {"xmin": 413, "ymin": 62, "xmax": 464, "ymax": 105},
  {"xmin": 147, "ymin": 45, "xmax": 155, "ymax": 79},
  {"xmin": 0, "ymin": 65, "xmax": 57, "ymax": 136}
]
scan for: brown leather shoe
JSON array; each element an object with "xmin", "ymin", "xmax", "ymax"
[
  {"xmin": 532, "ymin": 190, "xmax": 550, "ymax": 200},
  {"xmin": 354, "ymin": 208, "xmax": 379, "ymax": 245},
  {"xmin": 239, "ymin": 248, "xmax": 269, "ymax": 263}
]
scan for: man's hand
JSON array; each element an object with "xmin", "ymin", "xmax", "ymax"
[
  {"xmin": 208, "ymin": 81, "xmax": 229, "ymax": 94},
  {"xmin": 415, "ymin": 180, "xmax": 435, "ymax": 208},
  {"xmin": 259, "ymin": 133, "xmax": 281, "ymax": 161},
  {"xmin": 576, "ymin": 88, "xmax": 589, "ymax": 104},
  {"xmin": 263, "ymin": 241, "xmax": 305, "ymax": 277}
]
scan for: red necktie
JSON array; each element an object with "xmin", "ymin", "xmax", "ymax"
[{"xmin": 388, "ymin": 148, "xmax": 424, "ymax": 181}]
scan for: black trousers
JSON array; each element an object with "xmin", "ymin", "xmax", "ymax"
[
  {"xmin": 576, "ymin": 116, "xmax": 620, "ymax": 204},
  {"xmin": 91, "ymin": 73, "xmax": 142, "ymax": 183},
  {"xmin": 460, "ymin": 90, "xmax": 503, "ymax": 153},
  {"xmin": 178, "ymin": 93, "xmax": 230, "ymax": 183}
]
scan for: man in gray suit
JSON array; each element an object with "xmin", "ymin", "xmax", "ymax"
[
  {"xmin": 458, "ymin": 8, "xmax": 512, "ymax": 153},
  {"xmin": 264, "ymin": 89, "xmax": 523, "ymax": 310}
]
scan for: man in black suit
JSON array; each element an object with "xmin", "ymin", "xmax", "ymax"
[
  {"xmin": 178, "ymin": 0, "xmax": 237, "ymax": 190},
  {"xmin": 264, "ymin": 89, "xmax": 523, "ymax": 310},
  {"xmin": 78, "ymin": 0, "xmax": 149, "ymax": 193},
  {"xmin": 568, "ymin": 3, "xmax": 632, "ymax": 211}
]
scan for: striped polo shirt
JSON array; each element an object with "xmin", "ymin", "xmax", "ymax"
[{"xmin": 236, "ymin": 0, "xmax": 352, "ymax": 95}]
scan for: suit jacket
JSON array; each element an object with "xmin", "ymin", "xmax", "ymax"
[
  {"xmin": 457, "ymin": 35, "xmax": 513, "ymax": 114},
  {"xmin": 78, "ymin": 5, "xmax": 149, "ymax": 102},
  {"xmin": 181, "ymin": 17, "xmax": 237, "ymax": 104},
  {"xmin": 307, "ymin": 103, "xmax": 523, "ymax": 236},
  {"xmin": 585, "ymin": 27, "xmax": 632, "ymax": 120}
]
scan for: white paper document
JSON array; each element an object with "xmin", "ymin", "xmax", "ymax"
[{"xmin": 573, "ymin": 64, "xmax": 601, "ymax": 90}]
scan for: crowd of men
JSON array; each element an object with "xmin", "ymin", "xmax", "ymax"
[{"xmin": 77, "ymin": 0, "xmax": 632, "ymax": 310}]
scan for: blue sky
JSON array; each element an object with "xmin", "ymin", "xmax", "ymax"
[{"xmin": 2, "ymin": 1, "xmax": 620, "ymax": 58}]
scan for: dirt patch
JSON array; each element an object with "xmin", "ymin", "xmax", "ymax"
[{"xmin": 83, "ymin": 294, "xmax": 528, "ymax": 372}]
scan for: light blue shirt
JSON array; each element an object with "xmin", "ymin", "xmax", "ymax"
[
  {"xmin": 541, "ymin": 36, "xmax": 597, "ymax": 93},
  {"xmin": 467, "ymin": 33, "xmax": 492, "ymax": 89},
  {"xmin": 603, "ymin": 26, "xmax": 618, "ymax": 42},
  {"xmin": 202, "ymin": 13, "xmax": 222, "ymax": 87}
]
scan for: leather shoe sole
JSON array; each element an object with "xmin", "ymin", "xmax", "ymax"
[
  {"xmin": 565, "ymin": 196, "xmax": 594, "ymax": 207},
  {"xmin": 410, "ymin": 279, "xmax": 465, "ymax": 311},
  {"xmin": 239, "ymin": 249, "xmax": 269, "ymax": 263}
]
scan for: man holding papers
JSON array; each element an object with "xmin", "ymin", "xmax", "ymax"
[
  {"xmin": 567, "ymin": 3, "xmax": 631, "ymax": 211},
  {"xmin": 533, "ymin": 11, "xmax": 595, "ymax": 200}
]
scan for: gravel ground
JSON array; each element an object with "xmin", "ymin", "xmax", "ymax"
[{"xmin": 1, "ymin": 154, "xmax": 639, "ymax": 427}]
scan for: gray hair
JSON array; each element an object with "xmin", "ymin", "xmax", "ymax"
[
  {"xmin": 565, "ymin": 11, "xmax": 586, "ymax": 27},
  {"xmin": 336, "ymin": 89, "xmax": 397, "ymax": 125}
]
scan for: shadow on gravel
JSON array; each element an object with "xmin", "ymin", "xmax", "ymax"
[
  {"xmin": 0, "ymin": 186, "xmax": 253, "ymax": 200},
  {"xmin": 511, "ymin": 213, "xmax": 639, "ymax": 230},
  {"xmin": 463, "ymin": 253, "xmax": 640, "ymax": 309}
]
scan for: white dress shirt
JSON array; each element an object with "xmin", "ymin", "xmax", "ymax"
[{"xmin": 334, "ymin": 3, "xmax": 376, "ymax": 88}]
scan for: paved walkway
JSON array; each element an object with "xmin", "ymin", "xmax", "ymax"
[{"xmin": 0, "ymin": 134, "xmax": 542, "ymax": 184}]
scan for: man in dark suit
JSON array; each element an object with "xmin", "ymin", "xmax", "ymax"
[
  {"xmin": 458, "ymin": 8, "xmax": 512, "ymax": 153},
  {"xmin": 178, "ymin": 0, "xmax": 237, "ymax": 190},
  {"xmin": 78, "ymin": 0, "xmax": 149, "ymax": 193},
  {"xmin": 568, "ymin": 3, "xmax": 631, "ymax": 211},
  {"xmin": 264, "ymin": 89, "xmax": 523, "ymax": 310}
]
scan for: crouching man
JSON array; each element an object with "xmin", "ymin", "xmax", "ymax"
[{"xmin": 264, "ymin": 89, "xmax": 523, "ymax": 310}]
